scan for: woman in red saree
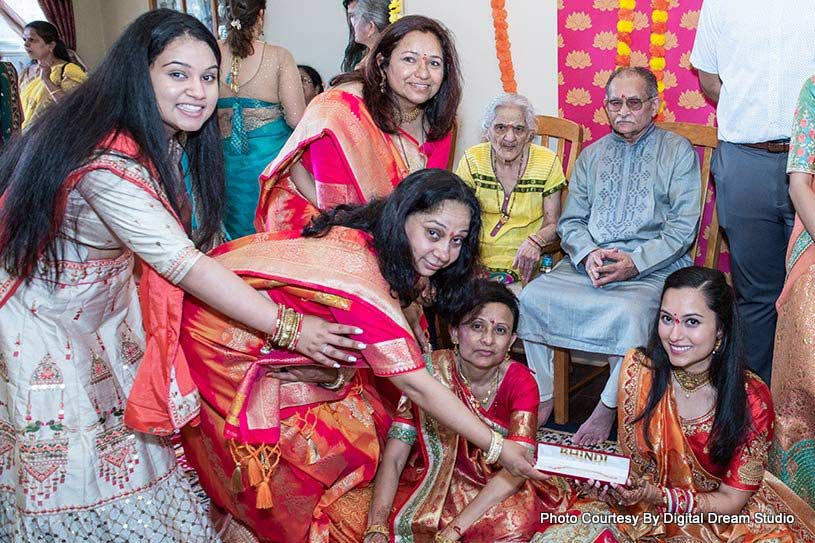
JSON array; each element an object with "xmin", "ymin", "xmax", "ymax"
[
  {"xmin": 364, "ymin": 280, "xmax": 572, "ymax": 543},
  {"xmin": 255, "ymin": 15, "xmax": 460, "ymax": 234},
  {"xmin": 180, "ymin": 170, "xmax": 548, "ymax": 543},
  {"xmin": 536, "ymin": 267, "xmax": 815, "ymax": 543}
]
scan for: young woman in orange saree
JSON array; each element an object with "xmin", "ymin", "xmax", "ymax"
[
  {"xmin": 535, "ymin": 267, "xmax": 815, "ymax": 543},
  {"xmin": 255, "ymin": 16, "xmax": 459, "ymax": 234},
  {"xmin": 364, "ymin": 281, "xmax": 571, "ymax": 543},
  {"xmin": 179, "ymin": 171, "xmax": 548, "ymax": 543}
]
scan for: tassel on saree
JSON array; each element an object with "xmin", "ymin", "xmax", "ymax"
[
  {"xmin": 255, "ymin": 480, "xmax": 273, "ymax": 510},
  {"xmin": 230, "ymin": 464, "xmax": 245, "ymax": 494},
  {"xmin": 228, "ymin": 440, "xmax": 281, "ymax": 509}
]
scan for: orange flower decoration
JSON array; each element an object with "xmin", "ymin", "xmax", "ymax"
[
  {"xmin": 616, "ymin": 0, "xmax": 635, "ymax": 67},
  {"xmin": 491, "ymin": 0, "xmax": 517, "ymax": 93},
  {"xmin": 649, "ymin": 0, "xmax": 670, "ymax": 118}
]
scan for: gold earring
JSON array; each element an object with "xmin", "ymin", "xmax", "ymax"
[
  {"xmin": 712, "ymin": 338, "xmax": 722, "ymax": 355},
  {"xmin": 453, "ymin": 342, "xmax": 459, "ymax": 357},
  {"xmin": 503, "ymin": 350, "xmax": 511, "ymax": 363},
  {"xmin": 379, "ymin": 72, "xmax": 387, "ymax": 94}
]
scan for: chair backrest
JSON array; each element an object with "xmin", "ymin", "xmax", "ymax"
[
  {"xmin": 535, "ymin": 115, "xmax": 584, "ymax": 182},
  {"xmin": 656, "ymin": 121, "xmax": 722, "ymax": 269}
]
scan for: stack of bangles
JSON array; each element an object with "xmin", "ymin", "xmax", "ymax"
[
  {"xmin": 660, "ymin": 486, "xmax": 697, "ymax": 514},
  {"xmin": 482, "ymin": 430, "xmax": 504, "ymax": 464},
  {"xmin": 526, "ymin": 233, "xmax": 546, "ymax": 249},
  {"xmin": 259, "ymin": 304, "xmax": 304, "ymax": 354}
]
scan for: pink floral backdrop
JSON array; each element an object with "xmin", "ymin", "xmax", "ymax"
[{"xmin": 556, "ymin": 0, "xmax": 728, "ymax": 271}]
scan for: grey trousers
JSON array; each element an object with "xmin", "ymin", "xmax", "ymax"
[{"xmin": 712, "ymin": 142, "xmax": 795, "ymax": 384}]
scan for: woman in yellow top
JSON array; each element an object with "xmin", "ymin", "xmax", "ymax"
[
  {"xmin": 20, "ymin": 21, "xmax": 86, "ymax": 130},
  {"xmin": 456, "ymin": 93, "xmax": 566, "ymax": 291}
]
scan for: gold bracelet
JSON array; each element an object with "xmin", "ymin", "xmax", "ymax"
[
  {"xmin": 363, "ymin": 524, "xmax": 389, "ymax": 538},
  {"xmin": 526, "ymin": 235, "xmax": 543, "ymax": 249},
  {"xmin": 434, "ymin": 532, "xmax": 456, "ymax": 543},
  {"xmin": 320, "ymin": 370, "xmax": 346, "ymax": 391}
]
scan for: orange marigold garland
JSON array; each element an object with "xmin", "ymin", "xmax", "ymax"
[
  {"xmin": 491, "ymin": 0, "xmax": 517, "ymax": 93},
  {"xmin": 649, "ymin": 0, "xmax": 669, "ymax": 116},
  {"xmin": 616, "ymin": 0, "xmax": 635, "ymax": 67}
]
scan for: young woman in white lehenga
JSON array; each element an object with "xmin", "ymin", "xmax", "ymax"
[{"xmin": 0, "ymin": 10, "xmax": 362, "ymax": 542}]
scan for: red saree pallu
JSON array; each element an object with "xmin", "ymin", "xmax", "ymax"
[
  {"xmin": 388, "ymin": 350, "xmax": 573, "ymax": 543},
  {"xmin": 254, "ymin": 88, "xmax": 452, "ymax": 233},
  {"xmin": 179, "ymin": 227, "xmax": 427, "ymax": 543},
  {"xmin": 539, "ymin": 350, "xmax": 815, "ymax": 543}
]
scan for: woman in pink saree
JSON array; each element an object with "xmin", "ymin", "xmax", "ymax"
[{"xmin": 255, "ymin": 15, "xmax": 460, "ymax": 234}]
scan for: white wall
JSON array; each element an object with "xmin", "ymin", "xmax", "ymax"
[
  {"xmin": 73, "ymin": 0, "xmax": 150, "ymax": 70},
  {"xmin": 74, "ymin": 0, "xmax": 105, "ymax": 69},
  {"xmin": 265, "ymin": 0, "xmax": 558, "ymax": 163}
]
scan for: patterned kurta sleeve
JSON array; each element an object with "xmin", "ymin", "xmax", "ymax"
[
  {"xmin": 557, "ymin": 152, "xmax": 598, "ymax": 268},
  {"xmin": 76, "ymin": 168, "xmax": 203, "ymax": 284},
  {"xmin": 787, "ymin": 76, "xmax": 815, "ymax": 175},
  {"xmin": 721, "ymin": 375, "xmax": 775, "ymax": 491}
]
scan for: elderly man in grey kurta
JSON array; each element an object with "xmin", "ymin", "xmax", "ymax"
[{"xmin": 518, "ymin": 67, "xmax": 701, "ymax": 445}]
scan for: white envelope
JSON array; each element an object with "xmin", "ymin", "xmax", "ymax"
[{"xmin": 535, "ymin": 443, "xmax": 631, "ymax": 485}]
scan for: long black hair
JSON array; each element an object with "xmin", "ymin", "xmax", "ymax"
[
  {"xmin": 25, "ymin": 21, "xmax": 71, "ymax": 64},
  {"xmin": 448, "ymin": 279, "xmax": 519, "ymax": 333},
  {"xmin": 634, "ymin": 266, "xmax": 750, "ymax": 466},
  {"xmin": 0, "ymin": 9, "xmax": 225, "ymax": 280},
  {"xmin": 303, "ymin": 168, "xmax": 481, "ymax": 316}
]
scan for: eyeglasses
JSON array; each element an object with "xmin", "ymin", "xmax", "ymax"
[
  {"xmin": 491, "ymin": 123, "xmax": 530, "ymax": 137},
  {"xmin": 604, "ymin": 96, "xmax": 656, "ymax": 112}
]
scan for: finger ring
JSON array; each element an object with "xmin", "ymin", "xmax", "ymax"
[{"xmin": 321, "ymin": 344, "xmax": 330, "ymax": 355}]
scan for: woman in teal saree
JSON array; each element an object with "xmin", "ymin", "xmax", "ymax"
[{"xmin": 217, "ymin": 0, "xmax": 305, "ymax": 239}]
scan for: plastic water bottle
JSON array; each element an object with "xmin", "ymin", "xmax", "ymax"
[{"xmin": 541, "ymin": 253, "xmax": 554, "ymax": 273}]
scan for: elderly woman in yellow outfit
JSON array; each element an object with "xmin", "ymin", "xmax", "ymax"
[
  {"xmin": 20, "ymin": 21, "xmax": 86, "ymax": 130},
  {"xmin": 456, "ymin": 93, "xmax": 566, "ymax": 293}
]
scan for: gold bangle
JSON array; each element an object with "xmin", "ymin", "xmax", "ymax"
[
  {"xmin": 320, "ymin": 370, "xmax": 346, "ymax": 391},
  {"xmin": 364, "ymin": 524, "xmax": 389, "ymax": 538},
  {"xmin": 260, "ymin": 305, "xmax": 305, "ymax": 353},
  {"xmin": 434, "ymin": 532, "xmax": 456, "ymax": 543},
  {"xmin": 481, "ymin": 430, "xmax": 504, "ymax": 464}
]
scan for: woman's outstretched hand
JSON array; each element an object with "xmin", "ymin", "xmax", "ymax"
[
  {"xmin": 294, "ymin": 315, "xmax": 366, "ymax": 368},
  {"xmin": 498, "ymin": 440, "xmax": 549, "ymax": 480}
]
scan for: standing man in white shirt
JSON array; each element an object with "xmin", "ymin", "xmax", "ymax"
[{"xmin": 690, "ymin": 0, "xmax": 815, "ymax": 384}]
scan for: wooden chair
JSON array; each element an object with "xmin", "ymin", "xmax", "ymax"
[
  {"xmin": 656, "ymin": 121, "xmax": 723, "ymax": 269},
  {"xmin": 550, "ymin": 121, "xmax": 722, "ymax": 425},
  {"xmin": 535, "ymin": 115, "xmax": 584, "ymax": 183}
]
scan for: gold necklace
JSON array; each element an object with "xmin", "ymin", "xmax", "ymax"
[
  {"xmin": 228, "ymin": 57, "xmax": 240, "ymax": 94},
  {"xmin": 672, "ymin": 368, "xmax": 710, "ymax": 398},
  {"xmin": 456, "ymin": 354, "xmax": 501, "ymax": 408},
  {"xmin": 397, "ymin": 107, "xmax": 422, "ymax": 124}
]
